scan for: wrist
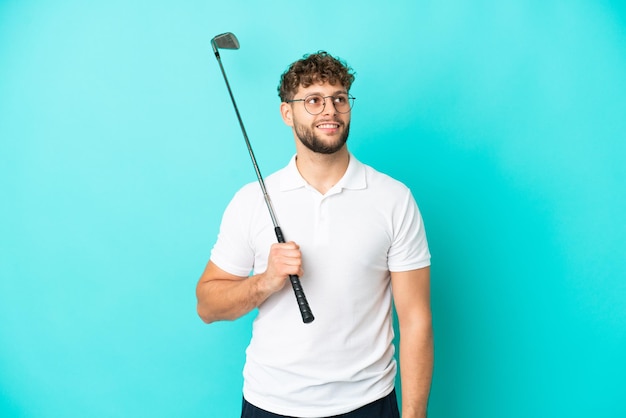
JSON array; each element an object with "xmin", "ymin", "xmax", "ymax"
[
  {"xmin": 251, "ymin": 272, "xmax": 279, "ymax": 304},
  {"xmin": 402, "ymin": 405, "xmax": 427, "ymax": 418}
]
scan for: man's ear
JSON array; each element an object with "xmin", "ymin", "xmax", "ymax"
[{"xmin": 280, "ymin": 102, "xmax": 294, "ymax": 127}]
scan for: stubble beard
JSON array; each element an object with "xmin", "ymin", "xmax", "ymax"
[{"xmin": 295, "ymin": 120, "xmax": 350, "ymax": 155}]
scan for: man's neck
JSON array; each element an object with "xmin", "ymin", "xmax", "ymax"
[{"xmin": 295, "ymin": 147, "xmax": 350, "ymax": 195}]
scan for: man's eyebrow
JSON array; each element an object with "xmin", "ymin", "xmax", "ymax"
[{"xmin": 304, "ymin": 90, "xmax": 348, "ymax": 96}]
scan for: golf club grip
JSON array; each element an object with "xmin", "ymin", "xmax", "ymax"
[{"xmin": 274, "ymin": 226, "xmax": 315, "ymax": 323}]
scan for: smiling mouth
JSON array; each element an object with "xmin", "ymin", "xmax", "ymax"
[{"xmin": 316, "ymin": 121, "xmax": 341, "ymax": 129}]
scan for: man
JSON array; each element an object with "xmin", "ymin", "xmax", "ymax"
[{"xmin": 196, "ymin": 51, "xmax": 433, "ymax": 418}]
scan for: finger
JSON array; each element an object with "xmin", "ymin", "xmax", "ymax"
[
  {"xmin": 276, "ymin": 253, "xmax": 302, "ymax": 266},
  {"xmin": 278, "ymin": 241, "xmax": 299, "ymax": 250},
  {"xmin": 272, "ymin": 246, "xmax": 301, "ymax": 259}
]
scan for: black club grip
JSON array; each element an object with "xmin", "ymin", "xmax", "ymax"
[{"xmin": 274, "ymin": 227, "xmax": 315, "ymax": 323}]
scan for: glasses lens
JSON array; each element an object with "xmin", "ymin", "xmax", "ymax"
[
  {"xmin": 333, "ymin": 94, "xmax": 352, "ymax": 113},
  {"xmin": 304, "ymin": 94, "xmax": 324, "ymax": 115}
]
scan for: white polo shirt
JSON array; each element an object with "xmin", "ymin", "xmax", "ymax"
[{"xmin": 210, "ymin": 153, "xmax": 430, "ymax": 417}]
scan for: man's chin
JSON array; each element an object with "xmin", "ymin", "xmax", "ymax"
[
  {"xmin": 297, "ymin": 129, "xmax": 349, "ymax": 155},
  {"xmin": 304, "ymin": 139, "xmax": 347, "ymax": 155}
]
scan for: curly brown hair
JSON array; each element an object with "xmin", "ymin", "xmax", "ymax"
[{"xmin": 277, "ymin": 51, "xmax": 356, "ymax": 102}]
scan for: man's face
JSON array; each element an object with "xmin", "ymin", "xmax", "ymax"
[{"xmin": 282, "ymin": 82, "xmax": 351, "ymax": 155}]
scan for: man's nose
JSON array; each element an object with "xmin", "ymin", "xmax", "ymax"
[{"xmin": 321, "ymin": 97, "xmax": 338, "ymax": 115}]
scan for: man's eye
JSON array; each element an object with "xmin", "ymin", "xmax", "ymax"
[
  {"xmin": 334, "ymin": 95, "xmax": 348, "ymax": 104},
  {"xmin": 306, "ymin": 96, "xmax": 322, "ymax": 105}
]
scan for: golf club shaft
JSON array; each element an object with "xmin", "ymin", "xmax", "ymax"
[{"xmin": 214, "ymin": 52, "xmax": 315, "ymax": 324}]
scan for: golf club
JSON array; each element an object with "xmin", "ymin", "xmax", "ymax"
[{"xmin": 210, "ymin": 32, "xmax": 315, "ymax": 324}]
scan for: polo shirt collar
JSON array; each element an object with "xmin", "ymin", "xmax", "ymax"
[{"xmin": 279, "ymin": 153, "xmax": 367, "ymax": 192}]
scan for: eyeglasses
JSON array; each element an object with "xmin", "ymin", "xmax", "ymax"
[{"xmin": 286, "ymin": 93, "xmax": 356, "ymax": 115}]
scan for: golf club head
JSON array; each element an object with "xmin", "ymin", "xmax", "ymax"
[{"xmin": 211, "ymin": 32, "xmax": 240, "ymax": 57}]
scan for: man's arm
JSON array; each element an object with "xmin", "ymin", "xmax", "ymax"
[
  {"xmin": 196, "ymin": 242, "xmax": 303, "ymax": 323},
  {"xmin": 391, "ymin": 266, "xmax": 433, "ymax": 418}
]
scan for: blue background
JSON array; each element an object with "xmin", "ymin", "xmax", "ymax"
[{"xmin": 1, "ymin": 1, "xmax": 625, "ymax": 417}]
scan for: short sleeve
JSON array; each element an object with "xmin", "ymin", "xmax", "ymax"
[
  {"xmin": 387, "ymin": 189, "xmax": 431, "ymax": 272},
  {"xmin": 210, "ymin": 188, "xmax": 256, "ymax": 277}
]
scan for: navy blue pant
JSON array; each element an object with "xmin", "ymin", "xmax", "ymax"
[{"xmin": 241, "ymin": 389, "xmax": 400, "ymax": 418}]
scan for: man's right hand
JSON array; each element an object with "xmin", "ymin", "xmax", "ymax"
[
  {"xmin": 196, "ymin": 242, "xmax": 303, "ymax": 323},
  {"xmin": 258, "ymin": 241, "xmax": 303, "ymax": 295}
]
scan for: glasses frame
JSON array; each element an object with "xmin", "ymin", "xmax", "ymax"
[{"xmin": 286, "ymin": 93, "xmax": 356, "ymax": 115}]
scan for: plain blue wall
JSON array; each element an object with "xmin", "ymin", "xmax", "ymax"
[{"xmin": 1, "ymin": 1, "xmax": 625, "ymax": 417}]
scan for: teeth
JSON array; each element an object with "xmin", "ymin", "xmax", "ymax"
[{"xmin": 317, "ymin": 123, "xmax": 339, "ymax": 129}]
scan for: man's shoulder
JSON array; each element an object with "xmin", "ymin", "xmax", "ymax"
[{"xmin": 228, "ymin": 180, "xmax": 264, "ymax": 208}]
